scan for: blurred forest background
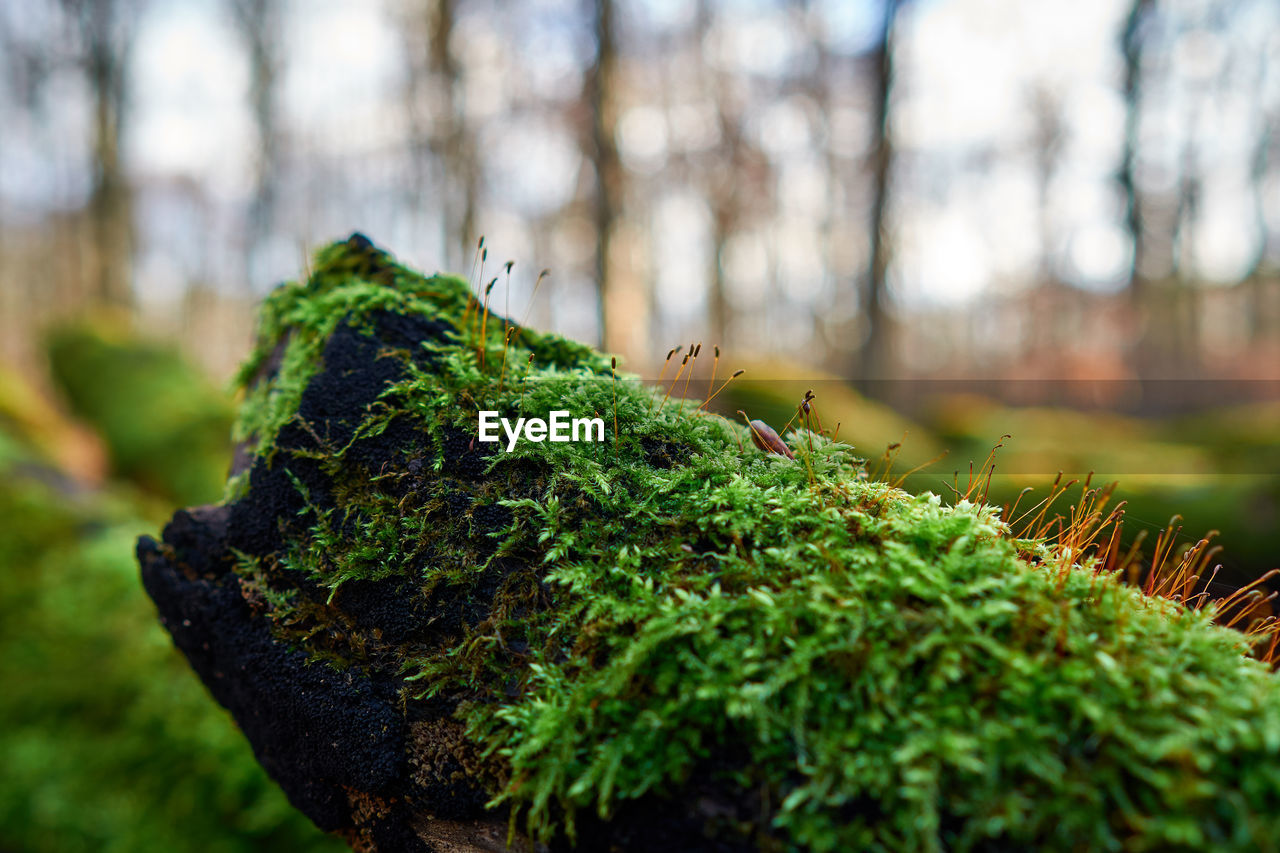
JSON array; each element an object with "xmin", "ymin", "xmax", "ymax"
[{"xmin": 1, "ymin": 0, "xmax": 1278, "ymax": 849}]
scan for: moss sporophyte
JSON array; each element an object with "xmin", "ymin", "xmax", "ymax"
[{"xmin": 173, "ymin": 234, "xmax": 1280, "ymax": 850}]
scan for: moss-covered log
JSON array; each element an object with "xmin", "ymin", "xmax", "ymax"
[{"xmin": 140, "ymin": 235, "xmax": 1280, "ymax": 852}]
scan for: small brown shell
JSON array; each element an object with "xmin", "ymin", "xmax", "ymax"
[{"xmin": 748, "ymin": 419, "xmax": 795, "ymax": 459}]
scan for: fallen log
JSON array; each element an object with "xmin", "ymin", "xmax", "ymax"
[{"xmin": 140, "ymin": 234, "xmax": 1280, "ymax": 851}]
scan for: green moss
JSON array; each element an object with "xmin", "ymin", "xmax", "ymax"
[
  {"xmin": 0, "ymin": 436, "xmax": 343, "ymax": 851},
  {"xmin": 232, "ymin": 238, "xmax": 1280, "ymax": 851},
  {"xmin": 46, "ymin": 324, "xmax": 233, "ymax": 506},
  {"xmin": 924, "ymin": 396, "xmax": 1280, "ymax": 588}
]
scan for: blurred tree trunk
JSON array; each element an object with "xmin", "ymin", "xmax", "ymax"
[
  {"xmin": 587, "ymin": 0, "xmax": 622, "ymax": 350},
  {"xmin": 62, "ymin": 0, "xmax": 140, "ymax": 311},
  {"xmin": 1119, "ymin": 0, "xmax": 1151, "ymax": 297},
  {"xmin": 1170, "ymin": 108, "xmax": 1202, "ymax": 373},
  {"xmin": 401, "ymin": 0, "xmax": 474, "ymax": 271},
  {"xmin": 1031, "ymin": 87, "xmax": 1065, "ymax": 359},
  {"xmin": 1119, "ymin": 0, "xmax": 1153, "ymax": 310},
  {"xmin": 428, "ymin": 0, "xmax": 476, "ymax": 272},
  {"xmin": 1032, "ymin": 88, "xmax": 1063, "ymax": 287},
  {"xmin": 398, "ymin": 1, "xmax": 433, "ymax": 260},
  {"xmin": 707, "ymin": 150, "xmax": 734, "ymax": 352},
  {"xmin": 859, "ymin": 0, "xmax": 900, "ymax": 385},
  {"xmin": 700, "ymin": 0, "xmax": 733, "ymax": 350},
  {"xmin": 806, "ymin": 0, "xmax": 841, "ymax": 374},
  {"xmin": 1244, "ymin": 86, "xmax": 1277, "ymax": 343},
  {"xmin": 229, "ymin": 0, "xmax": 282, "ymax": 292}
]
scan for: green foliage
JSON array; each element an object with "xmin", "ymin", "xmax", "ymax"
[
  {"xmin": 232, "ymin": 239, "xmax": 1280, "ymax": 851},
  {"xmin": 0, "ymin": 405, "xmax": 343, "ymax": 851},
  {"xmin": 46, "ymin": 323, "xmax": 233, "ymax": 506},
  {"xmin": 925, "ymin": 396, "xmax": 1280, "ymax": 587},
  {"xmin": 727, "ymin": 383, "xmax": 1280, "ymax": 588}
]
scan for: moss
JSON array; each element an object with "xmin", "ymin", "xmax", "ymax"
[
  {"xmin": 204, "ymin": 235, "xmax": 1280, "ymax": 851},
  {"xmin": 0, "ymin": 434, "xmax": 343, "ymax": 851},
  {"xmin": 46, "ymin": 323, "xmax": 233, "ymax": 506},
  {"xmin": 924, "ymin": 395, "xmax": 1280, "ymax": 588}
]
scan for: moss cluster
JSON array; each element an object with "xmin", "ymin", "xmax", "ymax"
[
  {"xmin": 47, "ymin": 323, "xmax": 233, "ymax": 506},
  {"xmin": 221, "ymin": 236, "xmax": 1280, "ymax": 851},
  {"xmin": 0, "ymin": 386, "xmax": 340, "ymax": 852}
]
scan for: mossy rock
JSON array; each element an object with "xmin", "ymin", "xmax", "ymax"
[{"xmin": 139, "ymin": 235, "xmax": 1280, "ymax": 852}]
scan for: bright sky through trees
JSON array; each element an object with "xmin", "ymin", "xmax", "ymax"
[{"xmin": 1, "ymin": 0, "xmax": 1276, "ymax": 367}]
